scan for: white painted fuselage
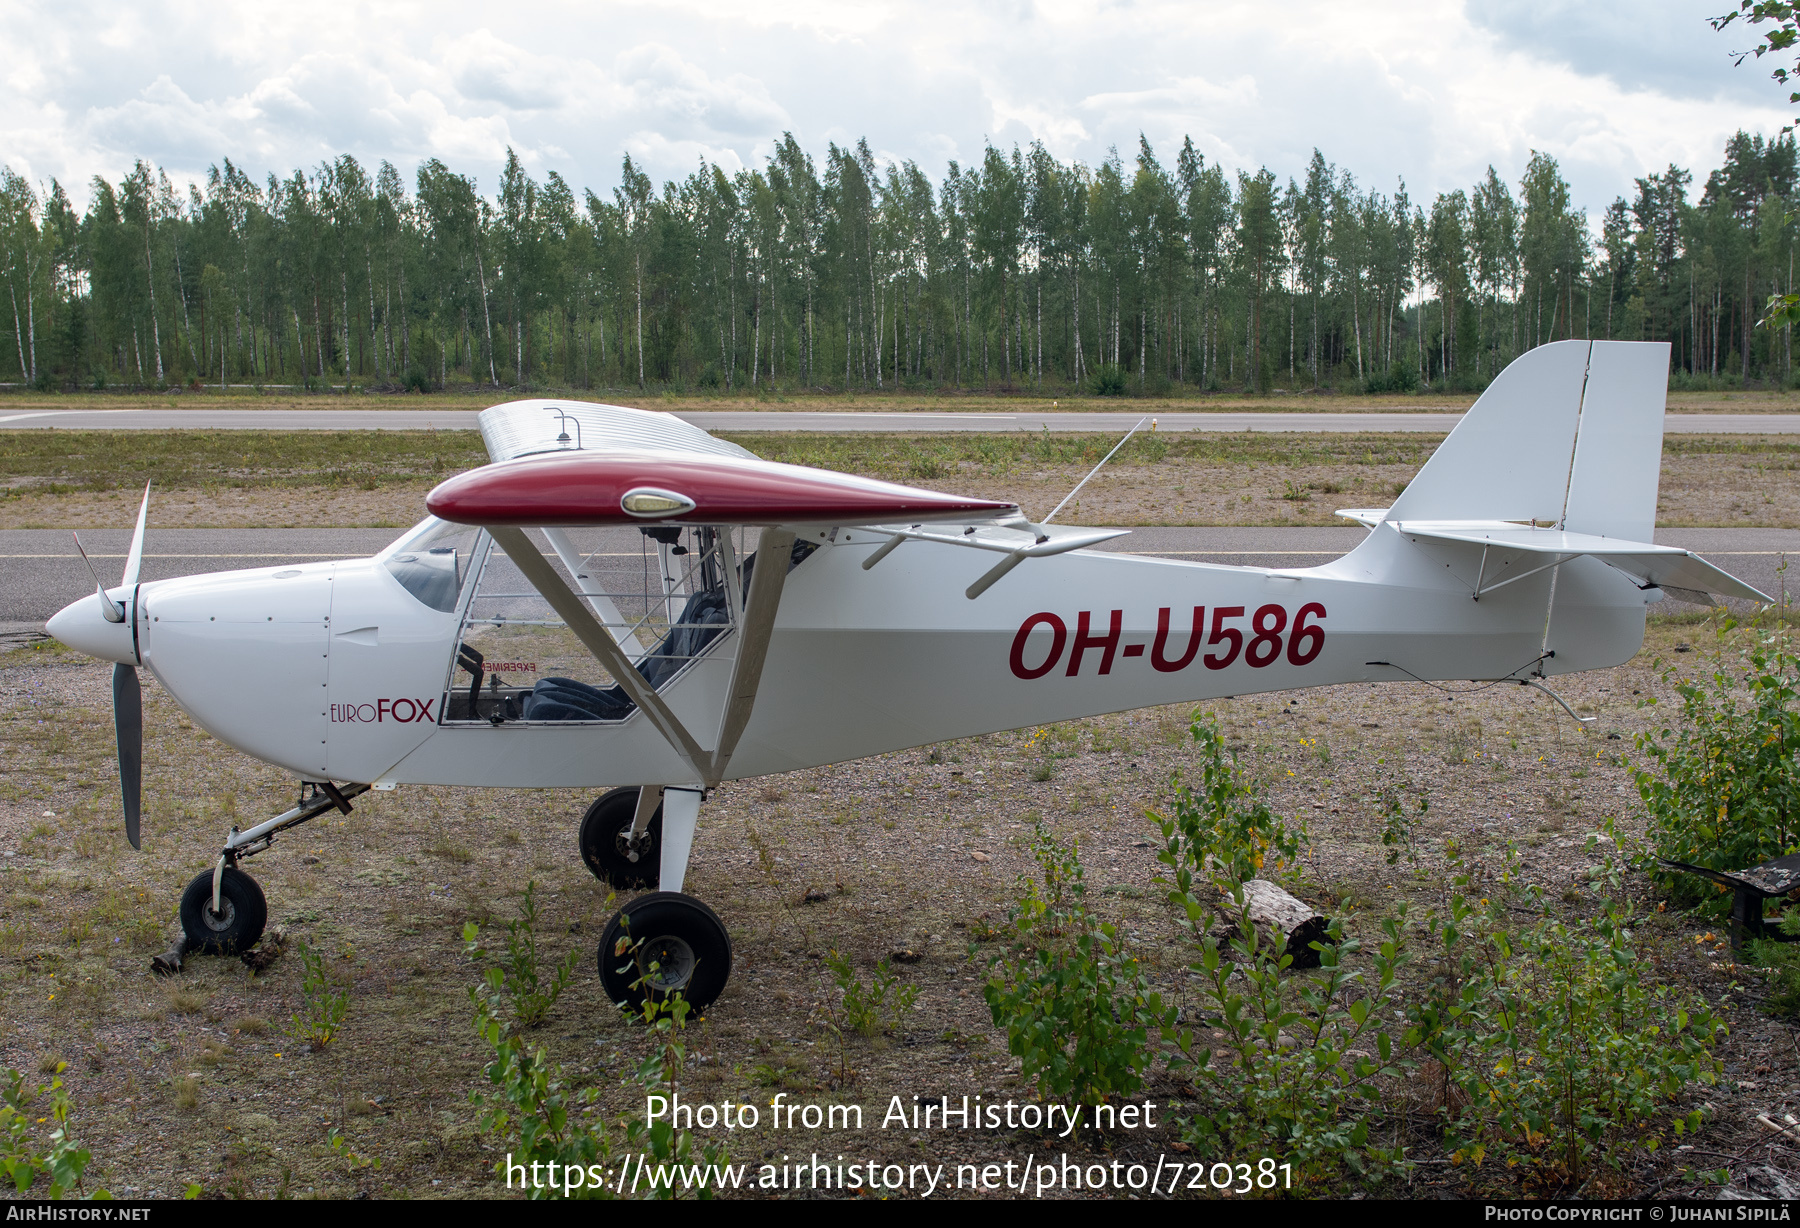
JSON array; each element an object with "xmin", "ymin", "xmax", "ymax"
[{"xmin": 66, "ymin": 516, "xmax": 1641, "ymax": 792}]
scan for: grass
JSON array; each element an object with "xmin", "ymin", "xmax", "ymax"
[
  {"xmin": 0, "ymin": 428, "xmax": 1438, "ymax": 494},
  {"xmin": 0, "ymin": 430, "xmax": 489, "ymax": 495},
  {"xmin": 0, "ymin": 384, "xmax": 1484, "ymax": 413},
  {"xmin": 7, "ymin": 428, "xmax": 1800, "ymax": 499},
  {"xmin": 6, "ymin": 427, "xmax": 1800, "ymax": 532}
]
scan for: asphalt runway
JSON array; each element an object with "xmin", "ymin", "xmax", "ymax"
[
  {"xmin": 5, "ymin": 525, "xmax": 1792, "ymax": 640},
  {"xmin": 3, "ymin": 407, "xmax": 1800, "ymax": 433}
]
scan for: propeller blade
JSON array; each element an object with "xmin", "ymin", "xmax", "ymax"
[
  {"xmin": 113, "ymin": 663, "xmax": 142, "ymax": 850},
  {"xmin": 122, "ymin": 480, "xmax": 151, "ymax": 589},
  {"xmin": 72, "ymin": 532, "xmax": 125, "ymax": 623}
]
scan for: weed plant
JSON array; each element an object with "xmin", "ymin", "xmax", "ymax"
[
  {"xmin": 1151, "ymin": 714, "xmax": 1309, "ymax": 886},
  {"xmin": 1167, "ymin": 893, "xmax": 1415, "ymax": 1183},
  {"xmin": 1144, "ymin": 710, "xmax": 1724, "ymax": 1193},
  {"xmin": 325, "ymin": 1127, "xmax": 378, "ymax": 1175},
  {"xmin": 0, "ymin": 1064, "xmax": 104, "ymax": 1197},
  {"xmin": 288, "ymin": 942, "xmax": 348, "ymax": 1050},
  {"xmin": 1378, "ymin": 785, "xmax": 1428, "ymax": 868},
  {"xmin": 1409, "ymin": 851, "xmax": 1724, "ymax": 1192},
  {"xmin": 1746, "ymin": 910, "xmax": 1800, "ymax": 1017},
  {"xmin": 1155, "ymin": 725, "xmax": 1410, "ymax": 1184},
  {"xmin": 1635, "ymin": 618, "xmax": 1800, "ymax": 907},
  {"xmin": 462, "ymin": 881, "xmax": 579, "ymax": 1031},
  {"xmin": 979, "ymin": 820, "xmax": 1171, "ymax": 1109},
  {"xmin": 824, "ymin": 952, "xmax": 920, "ymax": 1038},
  {"xmin": 470, "ymin": 911, "xmax": 730, "ymax": 1199}
]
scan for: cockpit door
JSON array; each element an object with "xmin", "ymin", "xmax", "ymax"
[{"xmin": 322, "ymin": 521, "xmax": 481, "ymax": 783}]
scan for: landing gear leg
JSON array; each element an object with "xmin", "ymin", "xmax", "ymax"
[
  {"xmin": 174, "ymin": 780, "xmax": 367, "ymax": 958},
  {"xmin": 597, "ymin": 787, "xmax": 731, "ymax": 1010},
  {"xmin": 658, "ymin": 787, "xmax": 702, "ymax": 893}
]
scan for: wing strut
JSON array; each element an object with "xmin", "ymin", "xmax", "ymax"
[
  {"xmin": 711, "ymin": 528, "xmax": 796, "ymax": 776},
  {"xmin": 489, "ymin": 526, "xmax": 710, "ymax": 783}
]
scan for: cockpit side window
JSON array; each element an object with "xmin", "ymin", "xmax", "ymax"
[{"xmin": 383, "ymin": 520, "xmax": 484, "ymax": 614}]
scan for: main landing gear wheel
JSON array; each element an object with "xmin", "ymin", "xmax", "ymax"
[
  {"xmin": 578, "ymin": 788, "xmax": 662, "ymax": 889},
  {"xmin": 178, "ymin": 867, "xmax": 268, "ymax": 955},
  {"xmin": 598, "ymin": 892, "xmax": 732, "ymax": 1012}
]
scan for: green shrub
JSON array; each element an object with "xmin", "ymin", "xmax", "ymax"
[
  {"xmin": 463, "ymin": 881, "xmax": 579, "ymax": 1030},
  {"xmin": 1089, "ymin": 363, "xmax": 1127, "ymax": 396},
  {"xmin": 472, "ymin": 929, "xmax": 731, "ymax": 1199},
  {"xmin": 1408, "ymin": 860, "xmax": 1724, "ymax": 1191},
  {"xmin": 288, "ymin": 941, "xmax": 349, "ymax": 1051},
  {"xmin": 1362, "ymin": 361, "xmax": 1419, "ymax": 394},
  {"xmin": 1150, "ymin": 714, "xmax": 1309, "ymax": 888},
  {"xmin": 472, "ymin": 1002, "xmax": 618, "ymax": 1200},
  {"xmin": 1634, "ymin": 622, "xmax": 1800, "ymax": 906},
  {"xmin": 1378, "ymin": 784, "xmax": 1428, "ymax": 867},
  {"xmin": 1746, "ymin": 909, "xmax": 1800, "ymax": 1017},
  {"xmin": 1168, "ymin": 889, "xmax": 1414, "ymax": 1184},
  {"xmin": 824, "ymin": 952, "xmax": 919, "ymax": 1037},
  {"xmin": 0, "ymin": 1064, "xmax": 104, "ymax": 1198},
  {"xmin": 980, "ymin": 821, "xmax": 1172, "ymax": 1107},
  {"xmin": 1155, "ymin": 734, "xmax": 1410, "ymax": 1185}
]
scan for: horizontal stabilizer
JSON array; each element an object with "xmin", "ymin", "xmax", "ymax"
[{"xmin": 1392, "ymin": 520, "xmax": 1770, "ymax": 603}]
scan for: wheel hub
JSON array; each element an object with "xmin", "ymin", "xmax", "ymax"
[
  {"xmin": 201, "ymin": 897, "xmax": 237, "ymax": 932},
  {"xmin": 616, "ymin": 829, "xmax": 651, "ymax": 863},
  {"xmin": 639, "ymin": 935, "xmax": 695, "ymax": 991}
]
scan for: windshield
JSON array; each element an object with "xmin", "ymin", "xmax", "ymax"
[{"xmin": 382, "ymin": 519, "xmax": 484, "ymax": 613}]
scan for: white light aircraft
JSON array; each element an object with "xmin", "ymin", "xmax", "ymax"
[{"xmin": 45, "ymin": 340, "xmax": 1767, "ymax": 1008}]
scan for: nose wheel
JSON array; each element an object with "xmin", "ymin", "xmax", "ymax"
[
  {"xmin": 163, "ymin": 781, "xmax": 362, "ymax": 968},
  {"xmin": 178, "ymin": 867, "xmax": 267, "ymax": 955},
  {"xmin": 598, "ymin": 892, "xmax": 731, "ymax": 1011}
]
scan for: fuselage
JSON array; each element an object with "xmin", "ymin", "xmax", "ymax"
[{"xmin": 48, "ymin": 515, "xmax": 1650, "ymax": 791}]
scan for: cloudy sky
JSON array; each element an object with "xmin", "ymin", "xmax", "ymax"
[{"xmin": 0, "ymin": 0, "xmax": 1790, "ymax": 215}]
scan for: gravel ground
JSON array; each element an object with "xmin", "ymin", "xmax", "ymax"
[{"xmin": 0, "ymin": 614, "xmax": 1795, "ymax": 1200}]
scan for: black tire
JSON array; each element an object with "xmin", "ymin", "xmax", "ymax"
[
  {"xmin": 578, "ymin": 788, "xmax": 662, "ymax": 889},
  {"xmin": 179, "ymin": 867, "xmax": 268, "ymax": 956},
  {"xmin": 598, "ymin": 892, "xmax": 732, "ymax": 1012}
]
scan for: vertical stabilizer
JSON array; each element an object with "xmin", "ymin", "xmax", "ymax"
[{"xmin": 1384, "ymin": 338, "xmax": 1590, "ymax": 524}]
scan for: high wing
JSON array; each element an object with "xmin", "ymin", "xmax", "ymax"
[
  {"xmin": 1337, "ymin": 509, "xmax": 1770, "ymax": 606},
  {"xmin": 429, "ymin": 399, "xmax": 1109, "ymax": 784}
]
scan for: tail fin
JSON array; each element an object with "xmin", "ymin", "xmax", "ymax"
[
  {"xmin": 1380, "ymin": 339, "xmax": 1667, "ymax": 534},
  {"xmin": 1342, "ymin": 340, "xmax": 1766, "ymax": 606}
]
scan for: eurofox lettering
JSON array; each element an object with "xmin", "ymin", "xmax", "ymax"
[
  {"xmin": 1010, "ymin": 603, "xmax": 1327, "ymax": 679},
  {"xmin": 330, "ymin": 698, "xmax": 437, "ymax": 723}
]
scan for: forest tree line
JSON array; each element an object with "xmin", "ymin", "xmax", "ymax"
[{"xmin": 0, "ymin": 129, "xmax": 1795, "ymax": 395}]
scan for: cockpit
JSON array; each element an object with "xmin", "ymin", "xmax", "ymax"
[{"xmin": 378, "ymin": 517, "xmax": 812, "ymax": 726}]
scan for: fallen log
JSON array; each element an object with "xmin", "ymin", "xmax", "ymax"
[{"xmin": 1222, "ymin": 879, "xmax": 1336, "ymax": 969}]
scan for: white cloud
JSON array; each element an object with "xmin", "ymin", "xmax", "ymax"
[
  {"xmin": 0, "ymin": 0, "xmax": 1789, "ymax": 219},
  {"xmin": 443, "ymin": 30, "xmax": 568, "ymax": 111}
]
